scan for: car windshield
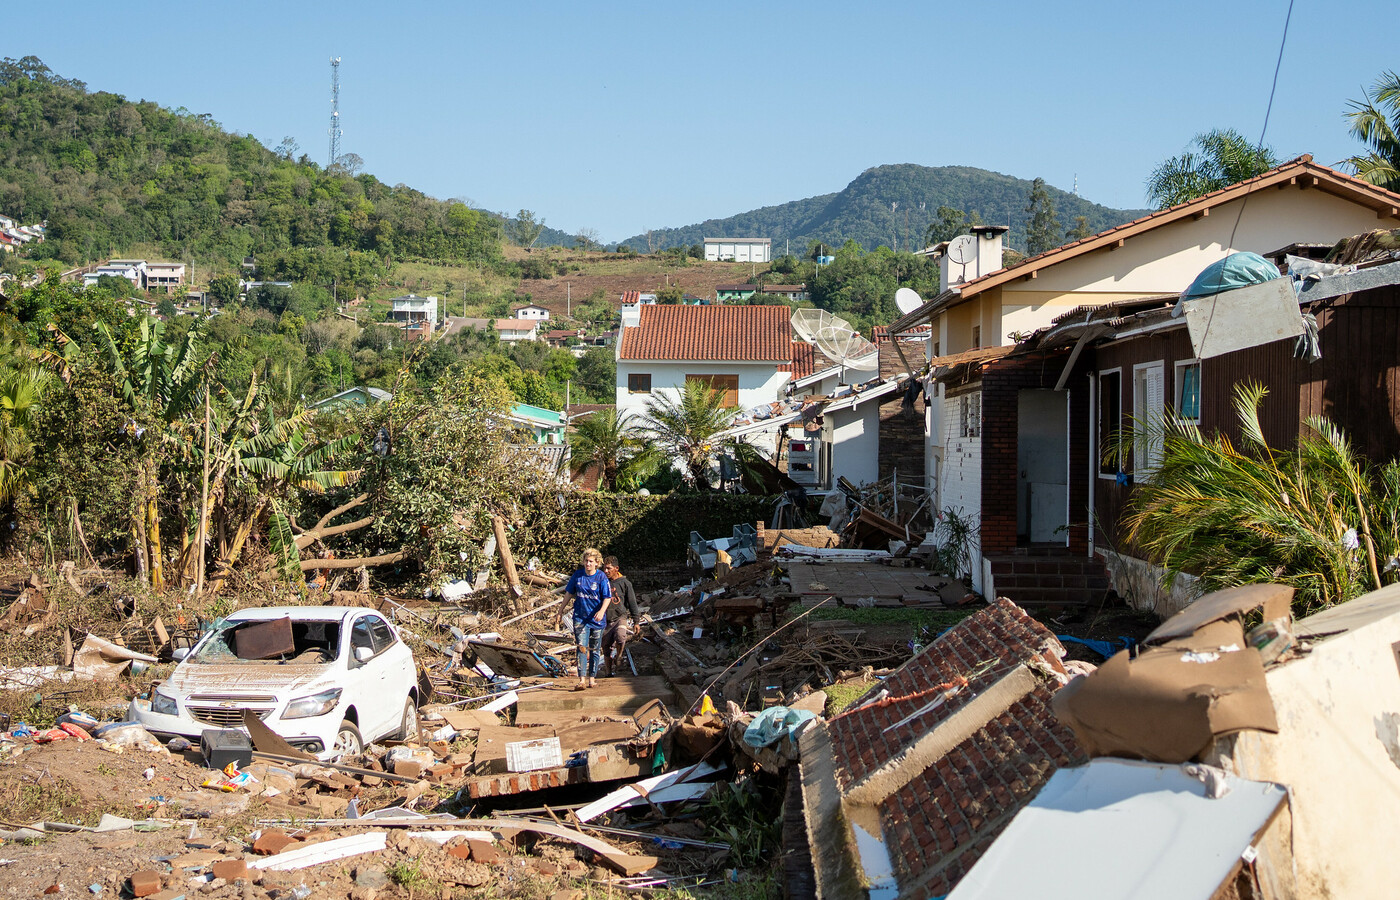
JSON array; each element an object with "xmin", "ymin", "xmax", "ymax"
[{"xmin": 190, "ymin": 618, "xmax": 342, "ymax": 665}]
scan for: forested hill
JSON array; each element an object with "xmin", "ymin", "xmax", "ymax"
[
  {"xmin": 0, "ymin": 56, "xmax": 503, "ymax": 288},
  {"xmin": 619, "ymin": 163, "xmax": 1150, "ymax": 253}
]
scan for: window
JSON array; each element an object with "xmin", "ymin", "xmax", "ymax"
[
  {"xmin": 1175, "ymin": 360, "xmax": 1201, "ymax": 423},
  {"xmin": 367, "ymin": 616, "xmax": 395, "ymax": 653},
  {"xmin": 1133, "ymin": 362, "xmax": 1165, "ymax": 473},
  {"xmin": 959, "ymin": 392, "xmax": 981, "ymax": 437},
  {"xmin": 1098, "ymin": 370, "xmax": 1122, "ymax": 477},
  {"xmin": 350, "ymin": 619, "xmax": 376, "ymax": 660},
  {"xmin": 686, "ymin": 374, "xmax": 740, "ymax": 407},
  {"xmin": 627, "ymin": 373, "xmax": 652, "ymax": 394},
  {"xmin": 971, "ymin": 325, "xmax": 981, "ymax": 350}
]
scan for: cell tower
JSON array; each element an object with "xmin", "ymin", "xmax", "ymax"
[{"xmin": 328, "ymin": 57, "xmax": 342, "ymax": 168}]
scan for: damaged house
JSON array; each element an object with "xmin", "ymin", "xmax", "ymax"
[{"xmin": 885, "ymin": 156, "xmax": 1400, "ymax": 605}]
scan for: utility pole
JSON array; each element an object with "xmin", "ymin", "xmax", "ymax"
[{"xmin": 566, "ymin": 282, "xmax": 571, "ymax": 318}]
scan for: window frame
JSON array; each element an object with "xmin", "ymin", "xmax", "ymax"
[
  {"xmin": 959, "ymin": 391, "xmax": 981, "ymax": 438},
  {"xmin": 1097, "ymin": 368, "xmax": 1122, "ymax": 479},
  {"xmin": 1132, "ymin": 360, "xmax": 1166, "ymax": 475},
  {"xmin": 1174, "ymin": 358, "xmax": 1201, "ymax": 424},
  {"xmin": 685, "ymin": 374, "xmax": 740, "ymax": 407},
  {"xmin": 627, "ymin": 372, "xmax": 652, "ymax": 394}
]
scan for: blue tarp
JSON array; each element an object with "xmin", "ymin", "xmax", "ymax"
[
  {"xmin": 743, "ymin": 706, "xmax": 818, "ymax": 748},
  {"xmin": 1179, "ymin": 252, "xmax": 1282, "ymax": 303}
]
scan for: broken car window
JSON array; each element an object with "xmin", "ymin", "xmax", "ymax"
[{"xmin": 189, "ymin": 619, "xmax": 341, "ymax": 665}]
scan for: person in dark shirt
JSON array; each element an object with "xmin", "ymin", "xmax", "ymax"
[
  {"xmin": 601, "ymin": 556, "xmax": 642, "ymax": 677},
  {"xmin": 558, "ymin": 547, "xmax": 611, "ymax": 689}
]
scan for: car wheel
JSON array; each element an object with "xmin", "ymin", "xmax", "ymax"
[
  {"xmin": 396, "ymin": 697, "xmax": 420, "ymax": 741},
  {"xmin": 331, "ymin": 720, "xmax": 362, "ymax": 759}
]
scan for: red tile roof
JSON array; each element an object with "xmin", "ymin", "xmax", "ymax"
[
  {"xmin": 810, "ymin": 599, "xmax": 1087, "ymax": 897},
  {"xmin": 620, "ymin": 290, "xmax": 641, "ymax": 304},
  {"xmin": 778, "ymin": 341, "xmax": 815, "ymax": 379},
  {"xmin": 618, "ymin": 304, "xmax": 792, "ymax": 362}
]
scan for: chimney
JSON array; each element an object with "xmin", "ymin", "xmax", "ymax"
[
  {"xmin": 970, "ymin": 225, "xmax": 1008, "ymax": 280},
  {"xmin": 936, "ymin": 225, "xmax": 1009, "ymax": 293}
]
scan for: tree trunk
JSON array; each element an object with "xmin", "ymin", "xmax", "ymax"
[
  {"xmin": 144, "ymin": 458, "xmax": 164, "ymax": 592},
  {"xmin": 204, "ymin": 496, "xmax": 268, "ymax": 597}
]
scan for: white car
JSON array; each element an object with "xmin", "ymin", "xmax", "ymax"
[{"xmin": 132, "ymin": 606, "xmax": 420, "ymax": 760}]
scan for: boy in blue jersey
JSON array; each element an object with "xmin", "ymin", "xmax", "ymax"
[{"xmin": 558, "ymin": 547, "xmax": 611, "ymax": 689}]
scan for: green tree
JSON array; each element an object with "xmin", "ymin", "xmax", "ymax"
[
  {"xmin": 511, "ymin": 210, "xmax": 546, "ymax": 252},
  {"xmin": 924, "ymin": 205, "xmax": 983, "ymax": 247},
  {"xmin": 1025, "ymin": 177, "xmax": 1062, "ymax": 255},
  {"xmin": 568, "ymin": 408, "xmax": 660, "ymax": 491},
  {"xmin": 1344, "ymin": 71, "xmax": 1400, "ymax": 192},
  {"xmin": 641, "ymin": 378, "xmax": 739, "ymax": 490},
  {"xmin": 1145, "ymin": 128, "xmax": 1278, "ymax": 209},
  {"xmin": 208, "ymin": 274, "xmax": 240, "ymax": 306},
  {"xmin": 656, "ymin": 285, "xmax": 684, "ymax": 304},
  {"xmin": 1067, "ymin": 216, "xmax": 1094, "ymax": 241}
]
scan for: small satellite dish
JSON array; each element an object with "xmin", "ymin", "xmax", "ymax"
[
  {"xmin": 946, "ymin": 234, "xmax": 976, "ymax": 267},
  {"xmin": 895, "ymin": 287, "xmax": 923, "ymax": 315}
]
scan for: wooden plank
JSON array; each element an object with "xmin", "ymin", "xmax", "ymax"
[{"xmin": 514, "ymin": 676, "xmax": 675, "ymax": 717}]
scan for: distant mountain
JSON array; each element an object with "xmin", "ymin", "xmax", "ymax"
[{"xmin": 618, "ymin": 163, "xmax": 1151, "ymax": 254}]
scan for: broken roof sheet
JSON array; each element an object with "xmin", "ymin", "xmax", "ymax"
[
  {"xmin": 947, "ymin": 758, "xmax": 1287, "ymax": 900},
  {"xmin": 801, "ymin": 599, "xmax": 1087, "ymax": 898}
]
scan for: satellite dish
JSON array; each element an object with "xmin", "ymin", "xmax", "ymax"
[
  {"xmin": 791, "ymin": 309, "xmax": 878, "ymax": 373},
  {"xmin": 946, "ymin": 234, "xmax": 976, "ymax": 267},
  {"xmin": 895, "ymin": 287, "xmax": 923, "ymax": 315}
]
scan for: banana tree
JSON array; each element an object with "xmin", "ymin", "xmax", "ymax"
[{"xmin": 93, "ymin": 318, "xmax": 209, "ymax": 592}]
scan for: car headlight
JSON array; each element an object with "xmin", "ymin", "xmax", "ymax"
[
  {"xmin": 282, "ymin": 688, "xmax": 342, "ymax": 720},
  {"xmin": 150, "ymin": 690, "xmax": 178, "ymax": 716}
]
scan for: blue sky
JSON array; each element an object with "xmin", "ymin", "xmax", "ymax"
[{"xmin": 7, "ymin": 1, "xmax": 1394, "ymax": 242}]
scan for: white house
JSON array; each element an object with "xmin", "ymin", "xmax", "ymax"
[
  {"xmin": 615, "ymin": 304, "xmax": 792, "ymax": 426},
  {"xmin": 513, "ymin": 304, "xmax": 550, "ymax": 321},
  {"xmin": 703, "ymin": 237, "xmax": 771, "ymax": 263},
  {"xmin": 494, "ymin": 319, "xmax": 540, "ymax": 342},
  {"xmin": 389, "ymin": 294, "xmax": 439, "ymax": 330},
  {"xmin": 84, "ymin": 259, "xmax": 147, "ymax": 290}
]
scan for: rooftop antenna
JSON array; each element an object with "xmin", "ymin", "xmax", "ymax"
[
  {"xmin": 328, "ymin": 57, "xmax": 342, "ymax": 168},
  {"xmin": 1073, "ymin": 173, "xmax": 1079, "ymax": 196}
]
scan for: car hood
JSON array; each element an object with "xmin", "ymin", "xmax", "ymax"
[{"xmin": 164, "ymin": 662, "xmax": 336, "ymax": 699}]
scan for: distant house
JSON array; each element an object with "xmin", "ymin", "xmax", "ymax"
[
  {"xmin": 615, "ymin": 304, "xmax": 792, "ymax": 421},
  {"xmin": 494, "ymin": 319, "xmax": 540, "ymax": 342},
  {"xmin": 507, "ymin": 403, "xmax": 566, "ymax": 445},
  {"xmin": 144, "ymin": 262, "xmax": 185, "ymax": 289},
  {"xmin": 0, "ymin": 215, "xmax": 14, "ymax": 230},
  {"xmin": 81, "ymin": 259, "xmax": 185, "ymax": 291},
  {"xmin": 442, "ymin": 316, "xmax": 493, "ymax": 336},
  {"xmin": 543, "ymin": 328, "xmax": 583, "ymax": 347},
  {"xmin": 84, "ymin": 260, "xmax": 147, "ymax": 290},
  {"xmin": 513, "ymin": 304, "xmax": 551, "ymax": 321},
  {"xmin": 389, "ymin": 295, "xmax": 439, "ymax": 332},
  {"xmin": 311, "ymin": 386, "xmax": 393, "ymax": 412},
  {"xmin": 761, "ymin": 283, "xmax": 807, "ymax": 303},
  {"xmin": 714, "ymin": 284, "xmax": 756, "ymax": 303},
  {"xmin": 704, "ymin": 237, "xmax": 771, "ymax": 263}
]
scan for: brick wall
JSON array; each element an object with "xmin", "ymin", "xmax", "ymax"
[
  {"xmin": 980, "ymin": 350, "xmax": 1088, "ymax": 555},
  {"xmin": 878, "ymin": 393, "xmax": 926, "ymax": 482},
  {"xmin": 939, "ymin": 391, "xmax": 982, "ymax": 521}
]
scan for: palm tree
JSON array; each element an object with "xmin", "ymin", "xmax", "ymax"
[
  {"xmin": 641, "ymin": 379, "xmax": 739, "ymax": 490},
  {"xmin": 1145, "ymin": 129, "xmax": 1278, "ymax": 209},
  {"xmin": 1119, "ymin": 382, "xmax": 1398, "ymax": 614},
  {"xmin": 1344, "ymin": 71, "xmax": 1400, "ymax": 192},
  {"xmin": 567, "ymin": 408, "xmax": 660, "ymax": 492}
]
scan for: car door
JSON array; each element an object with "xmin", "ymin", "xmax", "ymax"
[
  {"xmin": 345, "ymin": 615, "xmax": 389, "ymax": 739},
  {"xmin": 369, "ymin": 616, "xmax": 414, "ymax": 699},
  {"xmin": 353, "ymin": 613, "xmax": 403, "ymax": 740}
]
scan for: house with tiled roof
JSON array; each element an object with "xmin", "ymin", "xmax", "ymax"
[
  {"xmin": 615, "ymin": 304, "xmax": 792, "ymax": 423},
  {"xmin": 888, "ymin": 156, "xmax": 1400, "ymax": 601},
  {"xmin": 799, "ymin": 599, "xmax": 1086, "ymax": 898}
]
